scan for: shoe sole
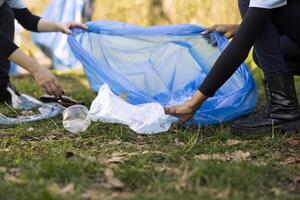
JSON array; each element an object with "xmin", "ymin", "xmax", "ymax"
[{"xmin": 231, "ymin": 120, "xmax": 300, "ymax": 135}]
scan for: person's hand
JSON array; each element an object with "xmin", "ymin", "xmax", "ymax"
[
  {"xmin": 56, "ymin": 22, "xmax": 88, "ymax": 35},
  {"xmin": 32, "ymin": 67, "xmax": 63, "ymax": 97},
  {"xmin": 201, "ymin": 24, "xmax": 239, "ymax": 39},
  {"xmin": 165, "ymin": 102, "xmax": 196, "ymax": 122},
  {"xmin": 165, "ymin": 91, "xmax": 208, "ymax": 122}
]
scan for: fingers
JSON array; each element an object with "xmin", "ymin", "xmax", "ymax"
[
  {"xmin": 224, "ymin": 32, "xmax": 234, "ymax": 39},
  {"xmin": 49, "ymin": 81, "xmax": 62, "ymax": 97},
  {"xmin": 69, "ymin": 22, "xmax": 88, "ymax": 30},
  {"xmin": 62, "ymin": 22, "xmax": 88, "ymax": 35},
  {"xmin": 164, "ymin": 107, "xmax": 175, "ymax": 115},
  {"xmin": 52, "ymin": 78, "xmax": 63, "ymax": 96},
  {"xmin": 39, "ymin": 77, "xmax": 63, "ymax": 97},
  {"xmin": 201, "ymin": 25, "xmax": 217, "ymax": 35},
  {"xmin": 64, "ymin": 28, "xmax": 72, "ymax": 35}
]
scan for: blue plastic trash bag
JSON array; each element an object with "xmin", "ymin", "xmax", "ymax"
[
  {"xmin": 68, "ymin": 20, "xmax": 257, "ymax": 125},
  {"xmin": 31, "ymin": 0, "xmax": 86, "ymax": 70}
]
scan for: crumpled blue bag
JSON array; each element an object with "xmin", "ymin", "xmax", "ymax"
[
  {"xmin": 31, "ymin": 0, "xmax": 86, "ymax": 69},
  {"xmin": 0, "ymin": 94, "xmax": 64, "ymax": 125},
  {"xmin": 68, "ymin": 20, "xmax": 257, "ymax": 125}
]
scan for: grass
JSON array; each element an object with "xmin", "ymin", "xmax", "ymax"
[{"xmin": 0, "ymin": 70, "xmax": 300, "ymax": 200}]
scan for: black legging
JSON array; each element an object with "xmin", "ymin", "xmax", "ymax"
[
  {"xmin": 238, "ymin": 0, "xmax": 300, "ymax": 76},
  {"xmin": 253, "ymin": 36, "xmax": 300, "ymax": 75},
  {"xmin": 199, "ymin": 0, "xmax": 300, "ymax": 97},
  {"xmin": 0, "ymin": 3, "xmax": 40, "ymax": 89},
  {"xmin": 0, "ymin": 3, "xmax": 15, "ymax": 88}
]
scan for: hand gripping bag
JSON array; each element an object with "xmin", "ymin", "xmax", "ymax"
[
  {"xmin": 31, "ymin": 0, "xmax": 86, "ymax": 69},
  {"xmin": 68, "ymin": 20, "xmax": 257, "ymax": 125}
]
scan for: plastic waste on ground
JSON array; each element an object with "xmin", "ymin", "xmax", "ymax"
[
  {"xmin": 31, "ymin": 0, "xmax": 86, "ymax": 70},
  {"xmin": 63, "ymin": 105, "xmax": 91, "ymax": 133},
  {"xmin": 0, "ymin": 88, "xmax": 64, "ymax": 125},
  {"xmin": 89, "ymin": 84, "xmax": 178, "ymax": 134},
  {"xmin": 68, "ymin": 20, "xmax": 257, "ymax": 125}
]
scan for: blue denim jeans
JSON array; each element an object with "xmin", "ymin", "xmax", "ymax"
[{"xmin": 238, "ymin": 0, "xmax": 300, "ymax": 75}]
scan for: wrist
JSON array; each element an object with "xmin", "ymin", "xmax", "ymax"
[
  {"xmin": 28, "ymin": 61, "xmax": 40, "ymax": 74},
  {"xmin": 54, "ymin": 22, "xmax": 63, "ymax": 32},
  {"xmin": 188, "ymin": 90, "xmax": 208, "ymax": 111}
]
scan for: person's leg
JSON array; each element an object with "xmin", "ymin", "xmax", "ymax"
[
  {"xmin": 0, "ymin": 4, "xmax": 15, "ymax": 103},
  {"xmin": 232, "ymin": 0, "xmax": 300, "ymax": 134},
  {"xmin": 273, "ymin": 0, "xmax": 300, "ymax": 50},
  {"xmin": 253, "ymin": 36, "xmax": 300, "ymax": 75},
  {"xmin": 280, "ymin": 36, "xmax": 300, "ymax": 75},
  {"xmin": 239, "ymin": 0, "xmax": 288, "ymax": 74}
]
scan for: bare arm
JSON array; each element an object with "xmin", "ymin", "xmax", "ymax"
[
  {"xmin": 8, "ymin": 49, "xmax": 63, "ymax": 97},
  {"xmin": 37, "ymin": 19, "xmax": 88, "ymax": 34}
]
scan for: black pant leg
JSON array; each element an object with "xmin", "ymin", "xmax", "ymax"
[
  {"xmin": 239, "ymin": 0, "xmax": 289, "ymax": 75},
  {"xmin": 253, "ymin": 36, "xmax": 300, "ymax": 75},
  {"xmin": 274, "ymin": 0, "xmax": 300, "ymax": 49},
  {"xmin": 280, "ymin": 36, "xmax": 300, "ymax": 75},
  {"xmin": 0, "ymin": 4, "xmax": 15, "ymax": 88}
]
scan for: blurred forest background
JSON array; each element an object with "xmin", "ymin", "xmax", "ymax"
[
  {"xmin": 22, "ymin": 0, "xmax": 242, "ymax": 68},
  {"xmin": 25, "ymin": 0, "xmax": 241, "ymax": 26}
]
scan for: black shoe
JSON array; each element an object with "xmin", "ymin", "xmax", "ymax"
[
  {"xmin": 0, "ymin": 84, "xmax": 20, "ymax": 106},
  {"xmin": 231, "ymin": 72, "xmax": 300, "ymax": 135}
]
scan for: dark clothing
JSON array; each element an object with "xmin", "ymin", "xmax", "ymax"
[
  {"xmin": 239, "ymin": 0, "xmax": 300, "ymax": 75},
  {"xmin": 0, "ymin": 3, "xmax": 15, "ymax": 87},
  {"xmin": 253, "ymin": 36, "xmax": 300, "ymax": 75},
  {"xmin": 0, "ymin": 3, "xmax": 41, "ymax": 88},
  {"xmin": 199, "ymin": 0, "xmax": 300, "ymax": 97},
  {"xmin": 13, "ymin": 8, "xmax": 41, "ymax": 32}
]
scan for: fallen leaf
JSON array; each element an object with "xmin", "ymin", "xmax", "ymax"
[
  {"xmin": 229, "ymin": 151, "xmax": 251, "ymax": 161},
  {"xmin": 1, "ymin": 148, "xmax": 10, "ymax": 152},
  {"xmin": 142, "ymin": 151, "xmax": 165, "ymax": 155},
  {"xmin": 107, "ymin": 152, "xmax": 138, "ymax": 164},
  {"xmin": 175, "ymin": 138, "xmax": 185, "ymax": 146},
  {"xmin": 270, "ymin": 188, "xmax": 283, "ymax": 196},
  {"xmin": 0, "ymin": 166, "xmax": 7, "ymax": 173},
  {"xmin": 104, "ymin": 168, "xmax": 124, "ymax": 189},
  {"xmin": 81, "ymin": 190, "xmax": 107, "ymax": 200},
  {"xmin": 107, "ymin": 156, "xmax": 126, "ymax": 164},
  {"xmin": 225, "ymin": 139, "xmax": 245, "ymax": 146},
  {"xmin": 111, "ymin": 152, "xmax": 128, "ymax": 157},
  {"xmin": 175, "ymin": 166, "xmax": 189, "ymax": 191},
  {"xmin": 287, "ymin": 138, "xmax": 300, "ymax": 146},
  {"xmin": 9, "ymin": 168, "xmax": 20, "ymax": 175},
  {"xmin": 4, "ymin": 174, "xmax": 24, "ymax": 184},
  {"xmin": 109, "ymin": 140, "xmax": 122, "ymax": 146},
  {"xmin": 280, "ymin": 157, "xmax": 300, "ymax": 165},
  {"xmin": 194, "ymin": 151, "xmax": 251, "ymax": 162},
  {"xmin": 48, "ymin": 183, "xmax": 75, "ymax": 195}
]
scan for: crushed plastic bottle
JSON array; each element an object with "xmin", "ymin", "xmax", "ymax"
[{"xmin": 62, "ymin": 105, "xmax": 91, "ymax": 133}]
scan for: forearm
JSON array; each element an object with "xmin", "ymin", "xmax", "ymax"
[
  {"xmin": 199, "ymin": 8, "xmax": 272, "ymax": 97},
  {"xmin": 37, "ymin": 18, "xmax": 61, "ymax": 33},
  {"xmin": 8, "ymin": 48, "xmax": 39, "ymax": 74}
]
